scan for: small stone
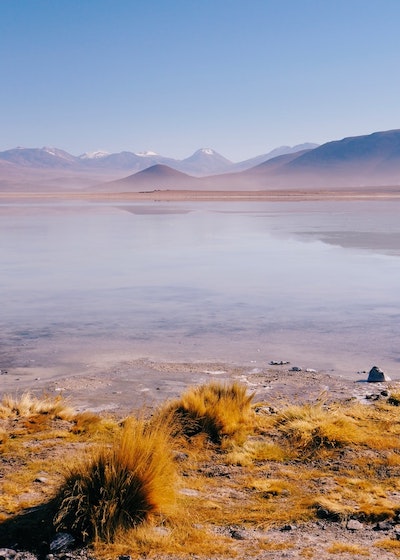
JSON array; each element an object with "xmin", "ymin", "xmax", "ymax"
[
  {"xmin": 367, "ymin": 366, "xmax": 391, "ymax": 383},
  {"xmin": 35, "ymin": 477, "xmax": 48, "ymax": 483},
  {"xmin": 119, "ymin": 555, "xmax": 132, "ymax": 560},
  {"xmin": 49, "ymin": 533, "xmax": 75, "ymax": 552},
  {"xmin": 230, "ymin": 529, "xmax": 246, "ymax": 540},
  {"xmin": 269, "ymin": 360, "xmax": 290, "ymax": 366},
  {"xmin": 281, "ymin": 524, "xmax": 296, "ymax": 531},
  {"xmin": 346, "ymin": 519, "xmax": 364, "ymax": 531},
  {"xmin": 374, "ymin": 520, "xmax": 393, "ymax": 531},
  {"xmin": 290, "ymin": 366, "xmax": 302, "ymax": 372},
  {"xmin": 0, "ymin": 549, "xmax": 17, "ymax": 560}
]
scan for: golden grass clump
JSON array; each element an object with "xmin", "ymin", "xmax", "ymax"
[
  {"xmin": 388, "ymin": 390, "xmax": 400, "ymax": 406},
  {"xmin": 163, "ymin": 381, "xmax": 254, "ymax": 446},
  {"xmin": 0, "ymin": 427, "xmax": 9, "ymax": 452},
  {"xmin": 273, "ymin": 402, "xmax": 360, "ymax": 452},
  {"xmin": 0, "ymin": 392, "xmax": 75, "ymax": 421},
  {"xmin": 327, "ymin": 542, "xmax": 370, "ymax": 555},
  {"xmin": 53, "ymin": 416, "xmax": 177, "ymax": 543}
]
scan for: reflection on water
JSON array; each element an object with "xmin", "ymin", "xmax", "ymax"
[{"xmin": 1, "ymin": 199, "xmax": 400, "ymax": 379}]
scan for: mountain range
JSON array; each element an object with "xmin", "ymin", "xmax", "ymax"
[
  {"xmin": 1, "ymin": 130, "xmax": 400, "ymax": 192},
  {"xmin": 0, "ymin": 143, "xmax": 316, "ymax": 178}
]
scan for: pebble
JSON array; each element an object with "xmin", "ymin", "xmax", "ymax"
[{"xmin": 269, "ymin": 360, "xmax": 290, "ymax": 366}]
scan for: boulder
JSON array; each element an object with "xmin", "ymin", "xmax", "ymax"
[{"xmin": 367, "ymin": 366, "xmax": 391, "ymax": 383}]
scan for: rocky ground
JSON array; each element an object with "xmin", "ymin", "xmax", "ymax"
[{"xmin": 1, "ymin": 360, "xmax": 400, "ymax": 559}]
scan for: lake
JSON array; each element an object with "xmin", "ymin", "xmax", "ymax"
[{"xmin": 1, "ymin": 199, "xmax": 400, "ymax": 380}]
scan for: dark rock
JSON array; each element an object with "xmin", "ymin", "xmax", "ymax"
[
  {"xmin": 290, "ymin": 366, "xmax": 302, "ymax": 372},
  {"xmin": 374, "ymin": 520, "xmax": 393, "ymax": 531},
  {"xmin": 281, "ymin": 524, "xmax": 296, "ymax": 531},
  {"xmin": 269, "ymin": 360, "xmax": 290, "ymax": 366},
  {"xmin": 49, "ymin": 534, "xmax": 75, "ymax": 553},
  {"xmin": 119, "ymin": 556, "xmax": 132, "ymax": 560},
  {"xmin": 230, "ymin": 529, "xmax": 246, "ymax": 540},
  {"xmin": 316, "ymin": 507, "xmax": 340, "ymax": 521},
  {"xmin": 367, "ymin": 366, "xmax": 391, "ymax": 382}
]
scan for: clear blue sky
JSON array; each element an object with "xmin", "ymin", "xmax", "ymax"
[{"xmin": 1, "ymin": 0, "xmax": 399, "ymax": 161}]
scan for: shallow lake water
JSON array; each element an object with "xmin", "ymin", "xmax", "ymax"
[{"xmin": 1, "ymin": 199, "xmax": 400, "ymax": 380}]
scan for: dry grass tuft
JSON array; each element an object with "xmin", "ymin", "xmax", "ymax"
[
  {"xmin": 71, "ymin": 411, "xmax": 102, "ymax": 434},
  {"xmin": 0, "ymin": 392, "xmax": 75, "ymax": 421},
  {"xmin": 162, "ymin": 381, "xmax": 254, "ymax": 446},
  {"xmin": 53, "ymin": 416, "xmax": 177, "ymax": 543},
  {"xmin": 375, "ymin": 538, "xmax": 400, "ymax": 556},
  {"xmin": 327, "ymin": 541, "xmax": 370, "ymax": 555},
  {"xmin": 0, "ymin": 428, "xmax": 9, "ymax": 452},
  {"xmin": 273, "ymin": 402, "xmax": 361, "ymax": 452}
]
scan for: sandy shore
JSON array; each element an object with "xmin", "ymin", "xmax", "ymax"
[
  {"xmin": 1, "ymin": 186, "xmax": 400, "ymax": 202},
  {"xmin": 2, "ymin": 355, "xmax": 397, "ymax": 419}
]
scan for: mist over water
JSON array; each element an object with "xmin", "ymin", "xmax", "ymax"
[{"xmin": 1, "ymin": 199, "xmax": 400, "ymax": 379}]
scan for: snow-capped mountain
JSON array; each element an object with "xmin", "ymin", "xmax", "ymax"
[
  {"xmin": 177, "ymin": 148, "xmax": 233, "ymax": 176},
  {"xmin": 0, "ymin": 144, "xmax": 318, "ymax": 176},
  {"xmin": 0, "ymin": 147, "xmax": 79, "ymax": 168}
]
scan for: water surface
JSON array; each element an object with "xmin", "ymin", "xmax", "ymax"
[{"xmin": 1, "ymin": 199, "xmax": 400, "ymax": 380}]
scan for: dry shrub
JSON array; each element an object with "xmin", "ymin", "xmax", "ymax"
[
  {"xmin": 71, "ymin": 411, "xmax": 102, "ymax": 434},
  {"xmin": 274, "ymin": 403, "xmax": 360, "ymax": 452},
  {"xmin": 0, "ymin": 427, "xmax": 9, "ymax": 452},
  {"xmin": 226, "ymin": 440, "xmax": 286, "ymax": 466},
  {"xmin": 163, "ymin": 381, "xmax": 254, "ymax": 446},
  {"xmin": 0, "ymin": 392, "xmax": 74, "ymax": 421},
  {"xmin": 53, "ymin": 416, "xmax": 177, "ymax": 543}
]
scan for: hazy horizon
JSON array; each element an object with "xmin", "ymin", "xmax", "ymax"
[{"xmin": 1, "ymin": 0, "xmax": 400, "ymax": 160}]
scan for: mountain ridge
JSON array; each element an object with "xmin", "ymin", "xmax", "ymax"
[{"xmin": 2, "ymin": 130, "xmax": 400, "ymax": 192}]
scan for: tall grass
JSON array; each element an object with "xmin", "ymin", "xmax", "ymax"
[
  {"xmin": 162, "ymin": 381, "xmax": 254, "ymax": 446},
  {"xmin": 54, "ymin": 416, "xmax": 177, "ymax": 543}
]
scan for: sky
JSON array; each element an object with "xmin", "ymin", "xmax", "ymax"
[{"xmin": 1, "ymin": 0, "xmax": 400, "ymax": 162}]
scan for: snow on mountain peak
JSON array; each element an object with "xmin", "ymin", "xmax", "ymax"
[
  {"xmin": 200, "ymin": 148, "xmax": 215, "ymax": 155},
  {"xmin": 43, "ymin": 146, "xmax": 57, "ymax": 156},
  {"xmin": 135, "ymin": 151, "xmax": 158, "ymax": 157},
  {"xmin": 79, "ymin": 151, "xmax": 110, "ymax": 160}
]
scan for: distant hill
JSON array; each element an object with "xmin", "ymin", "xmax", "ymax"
[{"xmin": 99, "ymin": 164, "xmax": 200, "ymax": 192}]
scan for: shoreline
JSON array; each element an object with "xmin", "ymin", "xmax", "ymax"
[
  {"xmin": 2, "ymin": 355, "xmax": 398, "ymax": 418},
  {"xmin": 1, "ymin": 186, "xmax": 400, "ymax": 202}
]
